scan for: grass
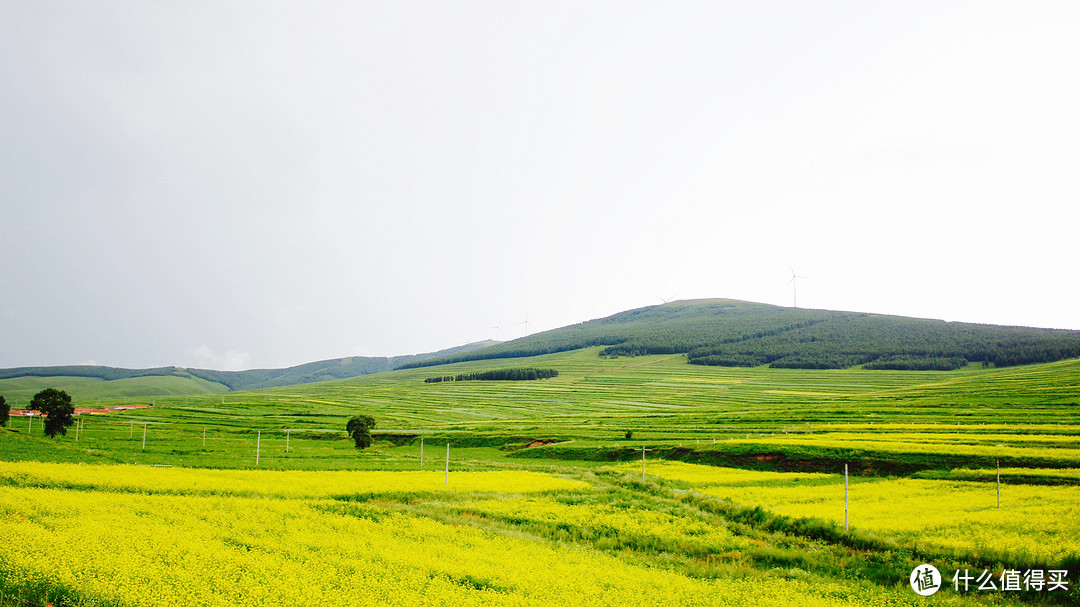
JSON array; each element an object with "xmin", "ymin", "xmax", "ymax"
[{"xmin": 4, "ymin": 348, "xmax": 1080, "ymax": 473}]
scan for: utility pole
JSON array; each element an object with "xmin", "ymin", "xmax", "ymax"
[
  {"xmin": 256, "ymin": 431, "xmax": 261, "ymax": 466},
  {"xmin": 420, "ymin": 437, "xmax": 424, "ymax": 466},
  {"xmin": 445, "ymin": 443, "xmax": 450, "ymax": 485},
  {"xmin": 142, "ymin": 423, "xmax": 147, "ymax": 450}
]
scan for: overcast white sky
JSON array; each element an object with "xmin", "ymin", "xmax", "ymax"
[{"xmin": 2, "ymin": 1, "xmax": 1078, "ymax": 371}]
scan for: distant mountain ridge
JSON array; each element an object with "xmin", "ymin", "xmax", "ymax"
[
  {"xmin": 399, "ymin": 299, "xmax": 1080, "ymax": 371},
  {"xmin": 0, "ymin": 341, "xmax": 497, "ymax": 392}
]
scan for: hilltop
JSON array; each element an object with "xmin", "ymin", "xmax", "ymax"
[
  {"xmin": 401, "ymin": 299, "xmax": 1080, "ymax": 371},
  {"xmin": 6, "ymin": 298, "xmax": 1080, "ymax": 404}
]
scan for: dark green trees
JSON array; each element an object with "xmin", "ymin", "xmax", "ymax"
[
  {"xmin": 424, "ymin": 368, "xmax": 559, "ymax": 383},
  {"xmin": 346, "ymin": 415, "xmax": 376, "ymax": 449},
  {"xmin": 29, "ymin": 388, "xmax": 74, "ymax": 438},
  {"xmin": 0, "ymin": 395, "xmax": 8, "ymax": 427}
]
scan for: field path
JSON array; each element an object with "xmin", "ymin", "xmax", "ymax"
[{"xmin": 624, "ymin": 354, "xmax": 682, "ymax": 368}]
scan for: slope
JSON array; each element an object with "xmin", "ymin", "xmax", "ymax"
[
  {"xmin": 0, "ymin": 374, "xmax": 228, "ymax": 404},
  {"xmin": 400, "ymin": 299, "xmax": 1080, "ymax": 371}
]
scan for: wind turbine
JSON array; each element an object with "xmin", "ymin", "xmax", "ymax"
[
  {"xmin": 787, "ymin": 267, "xmax": 807, "ymax": 308},
  {"xmin": 519, "ymin": 314, "xmax": 531, "ymax": 337},
  {"xmin": 655, "ymin": 293, "xmax": 677, "ymax": 304},
  {"xmin": 489, "ymin": 324, "xmax": 500, "ymax": 341}
]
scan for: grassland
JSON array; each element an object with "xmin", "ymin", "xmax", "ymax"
[
  {"xmin": 1, "ymin": 348, "xmax": 1078, "ymax": 605},
  {"xmin": 5, "ymin": 349, "xmax": 1078, "ymax": 470}
]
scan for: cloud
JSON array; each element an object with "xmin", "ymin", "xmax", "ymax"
[{"xmin": 190, "ymin": 346, "xmax": 251, "ymax": 372}]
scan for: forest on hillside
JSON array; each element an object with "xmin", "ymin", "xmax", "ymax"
[{"xmin": 401, "ymin": 300, "xmax": 1080, "ymax": 371}]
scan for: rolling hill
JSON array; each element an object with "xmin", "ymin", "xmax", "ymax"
[
  {"xmin": 7, "ymin": 298, "xmax": 1080, "ymax": 406},
  {"xmin": 401, "ymin": 299, "xmax": 1080, "ymax": 371},
  {"xmin": 0, "ymin": 341, "xmax": 496, "ymax": 403}
]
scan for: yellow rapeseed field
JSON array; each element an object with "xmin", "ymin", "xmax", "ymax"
[
  {"xmin": 643, "ymin": 462, "xmax": 1080, "ymax": 564},
  {"xmin": 0, "ymin": 462, "xmax": 985, "ymax": 606},
  {"xmin": 0, "ymin": 460, "xmax": 588, "ymax": 498}
]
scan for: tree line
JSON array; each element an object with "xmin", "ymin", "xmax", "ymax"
[{"xmin": 424, "ymin": 368, "xmax": 559, "ymax": 383}]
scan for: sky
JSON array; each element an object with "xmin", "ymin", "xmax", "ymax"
[{"xmin": 2, "ymin": 1, "xmax": 1078, "ymax": 371}]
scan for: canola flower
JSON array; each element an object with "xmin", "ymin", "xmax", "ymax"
[
  {"xmin": 918, "ymin": 467, "xmax": 1080, "ymax": 482},
  {"xmin": 0, "ymin": 460, "xmax": 588, "ymax": 498},
  {"xmin": 704, "ymin": 478, "xmax": 1080, "ymax": 563},
  {"xmin": 643, "ymin": 462, "xmax": 1080, "ymax": 564},
  {"xmin": 0, "ymin": 485, "xmax": 981, "ymax": 607}
]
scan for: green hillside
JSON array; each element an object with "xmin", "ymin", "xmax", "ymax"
[
  {"xmin": 401, "ymin": 299, "xmax": 1080, "ymax": 371},
  {"xmin": 0, "ymin": 341, "xmax": 496, "ymax": 400}
]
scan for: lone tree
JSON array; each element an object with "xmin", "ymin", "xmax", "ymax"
[
  {"xmin": 346, "ymin": 415, "xmax": 376, "ymax": 449},
  {"xmin": 0, "ymin": 395, "xmax": 8, "ymax": 427},
  {"xmin": 29, "ymin": 388, "xmax": 75, "ymax": 438}
]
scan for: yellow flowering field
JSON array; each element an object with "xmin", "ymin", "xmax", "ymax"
[
  {"xmin": 916, "ymin": 467, "xmax": 1080, "ymax": 483},
  {"xmin": 643, "ymin": 462, "xmax": 1080, "ymax": 564},
  {"xmin": 0, "ymin": 480, "xmax": 979, "ymax": 606},
  {"xmin": 0, "ymin": 460, "xmax": 587, "ymax": 498}
]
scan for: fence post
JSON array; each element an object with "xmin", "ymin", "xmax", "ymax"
[
  {"xmin": 638, "ymin": 445, "xmax": 652, "ymax": 481},
  {"xmin": 996, "ymin": 458, "xmax": 1001, "ymax": 508},
  {"xmin": 844, "ymin": 463, "xmax": 849, "ymax": 532}
]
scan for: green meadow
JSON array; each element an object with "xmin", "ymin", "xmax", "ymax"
[{"xmin": 4, "ymin": 348, "xmax": 1078, "ymax": 470}]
